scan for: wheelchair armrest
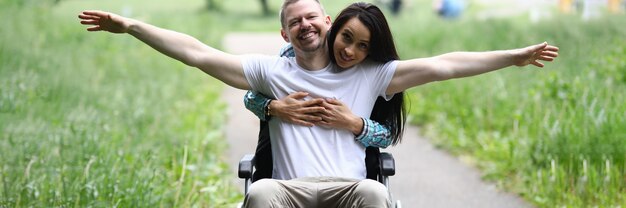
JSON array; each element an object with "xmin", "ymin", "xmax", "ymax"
[
  {"xmin": 379, "ymin": 152, "xmax": 396, "ymax": 176},
  {"xmin": 238, "ymin": 154, "xmax": 255, "ymax": 179}
]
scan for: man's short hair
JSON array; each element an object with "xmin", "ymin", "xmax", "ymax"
[{"xmin": 279, "ymin": 0, "xmax": 326, "ymax": 29}]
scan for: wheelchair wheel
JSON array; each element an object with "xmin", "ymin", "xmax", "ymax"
[{"xmin": 395, "ymin": 200, "xmax": 402, "ymax": 208}]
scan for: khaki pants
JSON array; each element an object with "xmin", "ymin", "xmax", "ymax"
[{"xmin": 243, "ymin": 177, "xmax": 391, "ymax": 208}]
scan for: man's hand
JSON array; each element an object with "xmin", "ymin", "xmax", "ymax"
[
  {"xmin": 270, "ymin": 92, "xmax": 325, "ymax": 127},
  {"xmin": 513, "ymin": 42, "xmax": 559, "ymax": 67},
  {"xmin": 79, "ymin": 10, "xmax": 131, "ymax": 33},
  {"xmin": 317, "ymin": 98, "xmax": 363, "ymax": 135}
]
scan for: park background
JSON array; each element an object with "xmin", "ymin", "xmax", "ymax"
[{"xmin": 1, "ymin": 0, "xmax": 625, "ymax": 207}]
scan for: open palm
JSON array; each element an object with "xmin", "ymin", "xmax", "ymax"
[
  {"xmin": 78, "ymin": 10, "xmax": 129, "ymax": 33},
  {"xmin": 513, "ymin": 42, "xmax": 560, "ymax": 67}
]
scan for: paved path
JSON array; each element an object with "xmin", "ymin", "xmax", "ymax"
[{"xmin": 221, "ymin": 33, "xmax": 533, "ymax": 208}]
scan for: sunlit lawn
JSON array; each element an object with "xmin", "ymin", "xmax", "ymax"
[{"xmin": 1, "ymin": 0, "xmax": 624, "ymax": 207}]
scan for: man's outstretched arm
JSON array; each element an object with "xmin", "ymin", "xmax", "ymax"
[{"xmin": 79, "ymin": 10, "xmax": 250, "ymax": 90}]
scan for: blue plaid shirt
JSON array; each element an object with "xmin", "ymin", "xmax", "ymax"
[{"xmin": 243, "ymin": 43, "xmax": 392, "ymax": 148}]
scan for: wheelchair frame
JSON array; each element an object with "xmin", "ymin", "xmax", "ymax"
[{"xmin": 237, "ymin": 152, "xmax": 402, "ymax": 208}]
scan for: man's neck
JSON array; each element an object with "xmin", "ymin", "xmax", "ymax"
[{"xmin": 295, "ymin": 49, "xmax": 330, "ymax": 71}]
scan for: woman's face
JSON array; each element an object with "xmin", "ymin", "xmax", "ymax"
[{"xmin": 333, "ymin": 17, "xmax": 370, "ymax": 69}]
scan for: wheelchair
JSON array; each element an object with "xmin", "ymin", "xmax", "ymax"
[{"xmin": 236, "ymin": 147, "xmax": 402, "ymax": 208}]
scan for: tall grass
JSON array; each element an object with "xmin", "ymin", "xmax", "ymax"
[
  {"xmin": 1, "ymin": 0, "xmax": 624, "ymax": 207},
  {"xmin": 393, "ymin": 6, "xmax": 626, "ymax": 207},
  {"xmin": 0, "ymin": 0, "xmax": 241, "ymax": 207}
]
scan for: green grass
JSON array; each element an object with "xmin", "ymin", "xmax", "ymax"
[
  {"xmin": 391, "ymin": 3, "xmax": 626, "ymax": 207},
  {"xmin": 1, "ymin": 0, "xmax": 625, "ymax": 207},
  {"xmin": 0, "ymin": 0, "xmax": 238, "ymax": 207}
]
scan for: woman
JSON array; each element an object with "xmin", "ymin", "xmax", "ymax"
[
  {"xmin": 246, "ymin": 2, "xmax": 557, "ymax": 206},
  {"xmin": 327, "ymin": 2, "xmax": 405, "ymax": 146},
  {"xmin": 78, "ymin": 1, "xmax": 558, "ymax": 205},
  {"xmin": 244, "ymin": 2, "xmax": 407, "ymax": 182},
  {"xmin": 246, "ymin": 2, "xmax": 407, "ymax": 147}
]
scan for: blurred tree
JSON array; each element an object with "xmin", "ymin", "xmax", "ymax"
[
  {"xmin": 206, "ymin": 0, "xmax": 222, "ymax": 11},
  {"xmin": 260, "ymin": 0, "xmax": 270, "ymax": 16},
  {"xmin": 205, "ymin": 0, "xmax": 269, "ymax": 15},
  {"xmin": 390, "ymin": 0, "xmax": 402, "ymax": 16}
]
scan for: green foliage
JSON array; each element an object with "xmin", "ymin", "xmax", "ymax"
[
  {"xmin": 399, "ymin": 8, "xmax": 626, "ymax": 207},
  {"xmin": 0, "ymin": 0, "xmax": 60, "ymax": 8},
  {"xmin": 205, "ymin": 0, "xmax": 223, "ymax": 11},
  {"xmin": 1, "ymin": 0, "xmax": 624, "ymax": 207},
  {"xmin": 0, "ymin": 1, "xmax": 240, "ymax": 207}
]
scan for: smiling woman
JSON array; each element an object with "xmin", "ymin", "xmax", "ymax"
[
  {"xmin": 333, "ymin": 17, "xmax": 371, "ymax": 69},
  {"xmin": 6, "ymin": 0, "xmax": 618, "ymax": 206}
]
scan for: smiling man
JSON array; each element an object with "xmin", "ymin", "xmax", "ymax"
[{"xmin": 78, "ymin": 0, "xmax": 558, "ymax": 206}]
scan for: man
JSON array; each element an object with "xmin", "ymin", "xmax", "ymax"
[
  {"xmin": 78, "ymin": 0, "xmax": 558, "ymax": 207},
  {"xmin": 80, "ymin": 1, "xmax": 392, "ymax": 206}
]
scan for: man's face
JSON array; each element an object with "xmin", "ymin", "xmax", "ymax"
[{"xmin": 281, "ymin": 0, "xmax": 331, "ymax": 53}]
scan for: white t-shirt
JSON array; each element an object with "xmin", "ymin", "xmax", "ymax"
[{"xmin": 242, "ymin": 55, "xmax": 397, "ymax": 180}]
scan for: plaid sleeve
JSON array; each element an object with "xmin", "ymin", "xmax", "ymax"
[
  {"xmin": 243, "ymin": 90, "xmax": 272, "ymax": 121},
  {"xmin": 355, "ymin": 118, "xmax": 392, "ymax": 148},
  {"xmin": 279, "ymin": 43, "xmax": 295, "ymax": 57}
]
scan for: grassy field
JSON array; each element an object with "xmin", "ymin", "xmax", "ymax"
[
  {"xmin": 1, "ymin": 0, "xmax": 624, "ymax": 207},
  {"xmin": 0, "ymin": 0, "xmax": 240, "ymax": 207},
  {"xmin": 391, "ymin": 2, "xmax": 626, "ymax": 207}
]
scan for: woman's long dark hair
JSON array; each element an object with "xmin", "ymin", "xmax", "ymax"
[{"xmin": 328, "ymin": 2, "xmax": 406, "ymax": 145}]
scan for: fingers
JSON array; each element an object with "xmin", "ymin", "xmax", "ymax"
[
  {"xmin": 532, "ymin": 45, "xmax": 558, "ymax": 65},
  {"xmin": 534, "ymin": 43, "xmax": 559, "ymax": 54},
  {"xmin": 82, "ymin": 10, "xmax": 108, "ymax": 17},
  {"xmin": 78, "ymin": 14, "xmax": 99, "ymax": 20},
  {"xmin": 302, "ymin": 114, "xmax": 323, "ymax": 122},
  {"xmin": 529, "ymin": 42, "xmax": 548, "ymax": 52},
  {"xmin": 319, "ymin": 101, "xmax": 334, "ymax": 109},
  {"xmin": 537, "ymin": 56, "xmax": 554, "ymax": 62},
  {"xmin": 531, "ymin": 55, "xmax": 553, "ymax": 67},
  {"xmin": 530, "ymin": 42, "xmax": 561, "ymax": 55},
  {"xmin": 540, "ymin": 51, "xmax": 558, "ymax": 58},
  {"xmin": 300, "ymin": 98, "xmax": 324, "ymax": 107},
  {"xmin": 299, "ymin": 106, "xmax": 326, "ymax": 114},
  {"xmin": 323, "ymin": 98, "xmax": 343, "ymax": 105},
  {"xmin": 286, "ymin": 91, "xmax": 309, "ymax": 100},
  {"xmin": 79, "ymin": 11, "xmax": 108, "ymax": 22},
  {"xmin": 531, "ymin": 60, "xmax": 544, "ymax": 67},
  {"xmin": 79, "ymin": 11, "xmax": 105, "ymax": 31},
  {"xmin": 86, "ymin": 26, "xmax": 102, "ymax": 32},
  {"xmin": 80, "ymin": 20, "xmax": 99, "ymax": 25},
  {"xmin": 545, "ymin": 45, "xmax": 559, "ymax": 52},
  {"xmin": 283, "ymin": 92, "xmax": 324, "ymax": 107},
  {"xmin": 526, "ymin": 42, "xmax": 559, "ymax": 67},
  {"xmin": 316, "ymin": 115, "xmax": 332, "ymax": 127}
]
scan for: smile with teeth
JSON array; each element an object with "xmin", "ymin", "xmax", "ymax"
[
  {"xmin": 299, "ymin": 31, "xmax": 317, "ymax": 40},
  {"xmin": 340, "ymin": 51, "xmax": 353, "ymax": 62}
]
